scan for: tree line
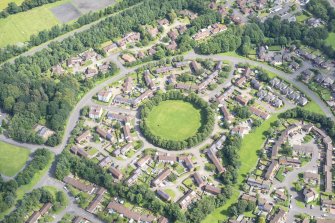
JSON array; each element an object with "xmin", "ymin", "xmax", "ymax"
[
  {"xmin": 139, "ymin": 91, "xmax": 215, "ymax": 150},
  {"xmin": 0, "ymin": 0, "xmax": 60, "ymax": 18}
]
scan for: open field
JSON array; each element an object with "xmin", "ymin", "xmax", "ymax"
[
  {"xmin": 0, "ymin": 0, "xmax": 68, "ymax": 47},
  {"xmin": 0, "ymin": 142, "xmax": 30, "ymax": 177},
  {"xmin": 325, "ymin": 32, "xmax": 335, "ymax": 49},
  {"xmin": 0, "ymin": 0, "xmax": 25, "ymax": 10},
  {"xmin": 146, "ymin": 100, "xmax": 201, "ymax": 141}
]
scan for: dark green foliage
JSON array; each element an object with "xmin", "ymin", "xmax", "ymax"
[{"xmin": 15, "ymin": 148, "xmax": 53, "ymax": 186}]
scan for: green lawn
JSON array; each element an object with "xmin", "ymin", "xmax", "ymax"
[
  {"xmin": 0, "ymin": 142, "xmax": 30, "ymax": 177},
  {"xmin": 304, "ymin": 101, "xmax": 325, "ymax": 115},
  {"xmin": 0, "ymin": 0, "xmax": 69, "ymax": 47},
  {"xmin": 203, "ymin": 114, "xmax": 279, "ymax": 223},
  {"xmin": 164, "ymin": 188, "xmax": 176, "ymax": 199},
  {"xmin": 0, "ymin": 0, "xmax": 25, "ymax": 10},
  {"xmin": 325, "ymin": 32, "xmax": 335, "ymax": 49},
  {"xmin": 146, "ymin": 100, "xmax": 201, "ymax": 141}
]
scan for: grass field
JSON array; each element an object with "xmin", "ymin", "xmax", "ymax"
[
  {"xmin": 0, "ymin": 0, "xmax": 25, "ymax": 10},
  {"xmin": 304, "ymin": 101, "xmax": 325, "ymax": 115},
  {"xmin": 146, "ymin": 100, "xmax": 201, "ymax": 141},
  {"xmin": 0, "ymin": 142, "xmax": 30, "ymax": 177},
  {"xmin": 203, "ymin": 114, "xmax": 279, "ymax": 223},
  {"xmin": 0, "ymin": 0, "xmax": 69, "ymax": 47},
  {"xmin": 325, "ymin": 32, "xmax": 335, "ymax": 49}
]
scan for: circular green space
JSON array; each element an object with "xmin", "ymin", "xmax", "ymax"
[
  {"xmin": 139, "ymin": 91, "xmax": 215, "ymax": 150},
  {"xmin": 146, "ymin": 100, "xmax": 201, "ymax": 141}
]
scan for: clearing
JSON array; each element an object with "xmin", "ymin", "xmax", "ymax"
[
  {"xmin": 325, "ymin": 32, "xmax": 335, "ymax": 49},
  {"xmin": 0, "ymin": 141, "xmax": 30, "ymax": 177},
  {"xmin": 146, "ymin": 100, "xmax": 201, "ymax": 141}
]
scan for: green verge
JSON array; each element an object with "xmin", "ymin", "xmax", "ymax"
[
  {"xmin": 146, "ymin": 100, "xmax": 201, "ymax": 141},
  {"xmin": 325, "ymin": 32, "xmax": 335, "ymax": 50},
  {"xmin": 0, "ymin": 141, "xmax": 30, "ymax": 177},
  {"xmin": 202, "ymin": 114, "xmax": 279, "ymax": 223},
  {"xmin": 304, "ymin": 101, "xmax": 325, "ymax": 115}
]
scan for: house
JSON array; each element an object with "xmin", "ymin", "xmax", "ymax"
[
  {"xmin": 301, "ymin": 70, "xmax": 314, "ymax": 81},
  {"xmin": 136, "ymin": 155, "xmax": 151, "ymax": 168},
  {"xmin": 231, "ymin": 126, "xmax": 249, "ymax": 137},
  {"xmin": 107, "ymin": 112, "xmax": 128, "ymax": 123},
  {"xmin": 137, "ymin": 51, "xmax": 146, "ymax": 59},
  {"xmin": 75, "ymin": 130, "xmax": 91, "ymax": 144},
  {"xmin": 204, "ymin": 184, "xmax": 221, "ymax": 195},
  {"xmin": 179, "ymin": 156, "xmax": 194, "ymax": 170},
  {"xmin": 51, "ymin": 65, "xmax": 64, "ymax": 75},
  {"xmin": 278, "ymin": 157, "xmax": 301, "ymax": 166},
  {"xmin": 167, "ymin": 29, "xmax": 179, "ymax": 40},
  {"xmin": 251, "ymin": 79, "xmax": 262, "ymax": 90},
  {"xmin": 235, "ymin": 76, "xmax": 247, "ymax": 87},
  {"xmin": 70, "ymin": 145, "xmax": 89, "ymax": 158},
  {"xmin": 299, "ymin": 97, "xmax": 308, "ymax": 106},
  {"xmin": 122, "ymin": 54, "xmax": 136, "ymax": 63},
  {"xmin": 158, "ymin": 18, "xmax": 169, "ymax": 26},
  {"xmin": 82, "ymin": 51, "xmax": 97, "ymax": 61},
  {"xmin": 109, "ymin": 166, "xmax": 123, "ymax": 180},
  {"xmin": 98, "ymin": 62, "xmax": 109, "ymax": 73},
  {"xmin": 63, "ymin": 176, "xmax": 95, "ymax": 194},
  {"xmin": 86, "ymin": 188, "xmax": 106, "ymax": 213},
  {"xmin": 96, "ymin": 127, "xmax": 112, "ymax": 141},
  {"xmin": 99, "ymin": 156, "xmax": 112, "ymax": 168},
  {"xmin": 89, "ymin": 106, "xmax": 103, "ymax": 119},
  {"xmin": 152, "ymin": 168, "xmax": 171, "ymax": 187},
  {"xmin": 67, "ymin": 57, "xmax": 82, "ymax": 67},
  {"xmin": 241, "ymin": 194, "xmax": 257, "ymax": 203},
  {"xmin": 176, "ymin": 25, "xmax": 187, "ymax": 34},
  {"xmin": 264, "ymin": 160, "xmax": 279, "ymax": 180},
  {"xmin": 120, "ymin": 143, "xmax": 132, "ymax": 155},
  {"xmin": 107, "ymin": 201, "xmax": 157, "ymax": 222},
  {"xmin": 303, "ymin": 187, "xmax": 318, "ymax": 203},
  {"xmin": 258, "ymin": 46, "xmax": 268, "ymax": 61},
  {"xmin": 148, "ymin": 27, "xmax": 159, "ymax": 38},
  {"xmin": 207, "ymin": 148, "xmax": 225, "ymax": 174},
  {"xmin": 132, "ymin": 90, "xmax": 154, "ymax": 107},
  {"xmin": 190, "ymin": 61, "xmax": 201, "ymax": 74},
  {"xmin": 247, "ymin": 177, "xmax": 271, "ymax": 190},
  {"xmin": 97, "ymin": 90, "xmax": 112, "ymax": 102},
  {"xmin": 269, "ymin": 208, "xmax": 286, "ymax": 223},
  {"xmin": 174, "ymin": 61, "xmax": 189, "ymax": 68},
  {"xmin": 235, "ymin": 95, "xmax": 249, "ymax": 106},
  {"xmin": 274, "ymin": 190, "xmax": 287, "ymax": 201},
  {"xmin": 125, "ymin": 168, "xmax": 142, "ymax": 185},
  {"xmin": 157, "ymin": 154, "xmax": 177, "ymax": 163},
  {"xmin": 123, "ymin": 125, "xmax": 132, "ymax": 142},
  {"xmin": 220, "ymin": 105, "xmax": 234, "ymax": 123},
  {"xmin": 167, "ymin": 41, "xmax": 178, "ymax": 51},
  {"xmin": 193, "ymin": 172, "xmax": 205, "ymax": 188},
  {"xmin": 123, "ymin": 77, "xmax": 133, "ymax": 94},
  {"xmin": 26, "ymin": 203, "xmax": 53, "ymax": 223},
  {"xmin": 85, "ymin": 67, "xmax": 98, "ymax": 79},
  {"xmin": 34, "ymin": 125, "xmax": 55, "ymax": 140},
  {"xmin": 155, "ymin": 66, "xmax": 174, "ymax": 74},
  {"xmin": 103, "ymin": 43, "xmax": 117, "ymax": 53},
  {"xmin": 156, "ymin": 189, "xmax": 171, "ymax": 201},
  {"xmin": 178, "ymin": 190, "xmax": 197, "ymax": 209},
  {"xmin": 144, "ymin": 70, "xmax": 155, "ymax": 89},
  {"xmin": 250, "ymin": 106, "xmax": 270, "ymax": 119}
]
